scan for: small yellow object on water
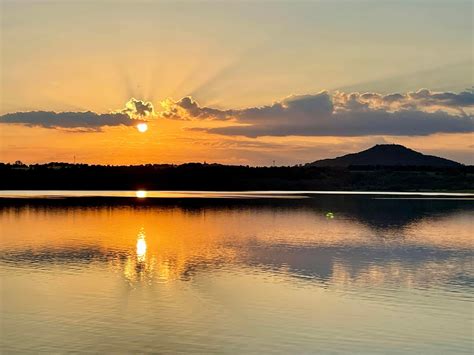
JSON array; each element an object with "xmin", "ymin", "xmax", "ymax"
[{"xmin": 325, "ymin": 212, "xmax": 334, "ymax": 219}]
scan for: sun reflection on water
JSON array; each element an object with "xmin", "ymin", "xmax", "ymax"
[
  {"xmin": 135, "ymin": 190, "xmax": 147, "ymax": 198},
  {"xmin": 109, "ymin": 223, "xmax": 238, "ymax": 287},
  {"xmin": 120, "ymin": 228, "xmax": 156, "ymax": 286},
  {"xmin": 136, "ymin": 229, "xmax": 147, "ymax": 262}
]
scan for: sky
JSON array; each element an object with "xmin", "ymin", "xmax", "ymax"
[{"xmin": 1, "ymin": 0, "xmax": 473, "ymax": 165}]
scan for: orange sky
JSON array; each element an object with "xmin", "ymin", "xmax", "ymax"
[
  {"xmin": 1, "ymin": 1, "xmax": 472, "ymax": 165},
  {"xmin": 1, "ymin": 118, "xmax": 472, "ymax": 165}
]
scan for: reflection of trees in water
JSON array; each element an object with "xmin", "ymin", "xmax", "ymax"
[
  {"xmin": 3, "ymin": 195, "xmax": 472, "ymax": 230},
  {"xmin": 318, "ymin": 196, "xmax": 473, "ymax": 230}
]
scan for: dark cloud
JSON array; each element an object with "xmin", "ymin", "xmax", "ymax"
[
  {"xmin": 161, "ymin": 96, "xmax": 233, "ymax": 120},
  {"xmin": 382, "ymin": 93, "xmax": 405, "ymax": 103},
  {"xmin": 407, "ymin": 88, "xmax": 474, "ymax": 108},
  {"xmin": 337, "ymin": 89, "xmax": 474, "ymax": 112},
  {"xmin": 204, "ymin": 109, "xmax": 472, "ymax": 137},
  {"xmin": 120, "ymin": 98, "xmax": 155, "ymax": 118},
  {"xmin": 162, "ymin": 90, "xmax": 474, "ymax": 137},
  {"xmin": 0, "ymin": 111, "xmax": 145, "ymax": 131}
]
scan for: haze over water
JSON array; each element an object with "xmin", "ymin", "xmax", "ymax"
[{"xmin": 1, "ymin": 193, "xmax": 472, "ymax": 353}]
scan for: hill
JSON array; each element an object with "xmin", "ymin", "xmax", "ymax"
[{"xmin": 308, "ymin": 144, "xmax": 462, "ymax": 167}]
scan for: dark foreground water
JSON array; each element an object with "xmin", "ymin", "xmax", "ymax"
[{"xmin": 0, "ymin": 192, "xmax": 472, "ymax": 353}]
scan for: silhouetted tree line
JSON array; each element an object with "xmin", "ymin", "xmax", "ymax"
[{"xmin": 1, "ymin": 162, "xmax": 473, "ymax": 191}]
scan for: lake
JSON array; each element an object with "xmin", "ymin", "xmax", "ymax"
[{"xmin": 0, "ymin": 191, "xmax": 472, "ymax": 353}]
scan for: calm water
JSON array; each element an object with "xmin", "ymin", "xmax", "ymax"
[{"xmin": 0, "ymin": 192, "xmax": 473, "ymax": 353}]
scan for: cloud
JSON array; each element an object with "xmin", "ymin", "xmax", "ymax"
[
  {"xmin": 3, "ymin": 90, "xmax": 473, "ymax": 136},
  {"xmin": 120, "ymin": 98, "xmax": 155, "ymax": 119},
  {"xmin": 334, "ymin": 88, "xmax": 474, "ymax": 115},
  {"xmin": 0, "ymin": 111, "xmax": 145, "ymax": 131},
  {"xmin": 160, "ymin": 96, "xmax": 233, "ymax": 120},
  {"xmin": 0, "ymin": 98, "xmax": 154, "ymax": 131},
  {"xmin": 161, "ymin": 89, "xmax": 474, "ymax": 137}
]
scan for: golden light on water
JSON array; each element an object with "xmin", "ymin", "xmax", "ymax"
[
  {"xmin": 136, "ymin": 230, "xmax": 147, "ymax": 262},
  {"xmin": 137, "ymin": 123, "xmax": 148, "ymax": 133},
  {"xmin": 136, "ymin": 190, "xmax": 147, "ymax": 198}
]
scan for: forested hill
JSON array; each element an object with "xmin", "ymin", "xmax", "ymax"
[{"xmin": 308, "ymin": 144, "xmax": 461, "ymax": 167}]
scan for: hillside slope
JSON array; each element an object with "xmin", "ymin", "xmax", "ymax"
[{"xmin": 308, "ymin": 144, "xmax": 461, "ymax": 167}]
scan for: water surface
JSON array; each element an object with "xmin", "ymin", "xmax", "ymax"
[{"xmin": 0, "ymin": 193, "xmax": 472, "ymax": 353}]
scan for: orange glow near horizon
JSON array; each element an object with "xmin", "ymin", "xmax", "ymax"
[
  {"xmin": 0, "ymin": 97, "xmax": 472, "ymax": 166},
  {"xmin": 0, "ymin": 119, "xmax": 472, "ymax": 166}
]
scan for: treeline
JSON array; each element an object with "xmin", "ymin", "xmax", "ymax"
[{"xmin": 1, "ymin": 162, "xmax": 473, "ymax": 191}]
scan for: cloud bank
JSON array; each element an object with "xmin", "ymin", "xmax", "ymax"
[
  {"xmin": 0, "ymin": 111, "xmax": 146, "ymax": 131},
  {"xmin": 2, "ymin": 90, "xmax": 473, "ymax": 136},
  {"xmin": 0, "ymin": 98, "xmax": 153, "ymax": 131},
  {"xmin": 161, "ymin": 89, "xmax": 474, "ymax": 137}
]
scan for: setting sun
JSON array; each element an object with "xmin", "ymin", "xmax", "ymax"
[{"xmin": 137, "ymin": 123, "xmax": 148, "ymax": 133}]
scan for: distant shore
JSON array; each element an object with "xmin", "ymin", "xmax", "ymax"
[{"xmin": 1, "ymin": 163, "xmax": 473, "ymax": 192}]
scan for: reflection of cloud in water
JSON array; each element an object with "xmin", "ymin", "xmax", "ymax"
[
  {"xmin": 2, "ymin": 240, "xmax": 472, "ymax": 292},
  {"xmin": 242, "ymin": 244, "xmax": 473, "ymax": 291},
  {"xmin": 331, "ymin": 260, "xmax": 463, "ymax": 290}
]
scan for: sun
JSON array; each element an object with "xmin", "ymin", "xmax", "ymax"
[{"xmin": 137, "ymin": 123, "xmax": 148, "ymax": 133}]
